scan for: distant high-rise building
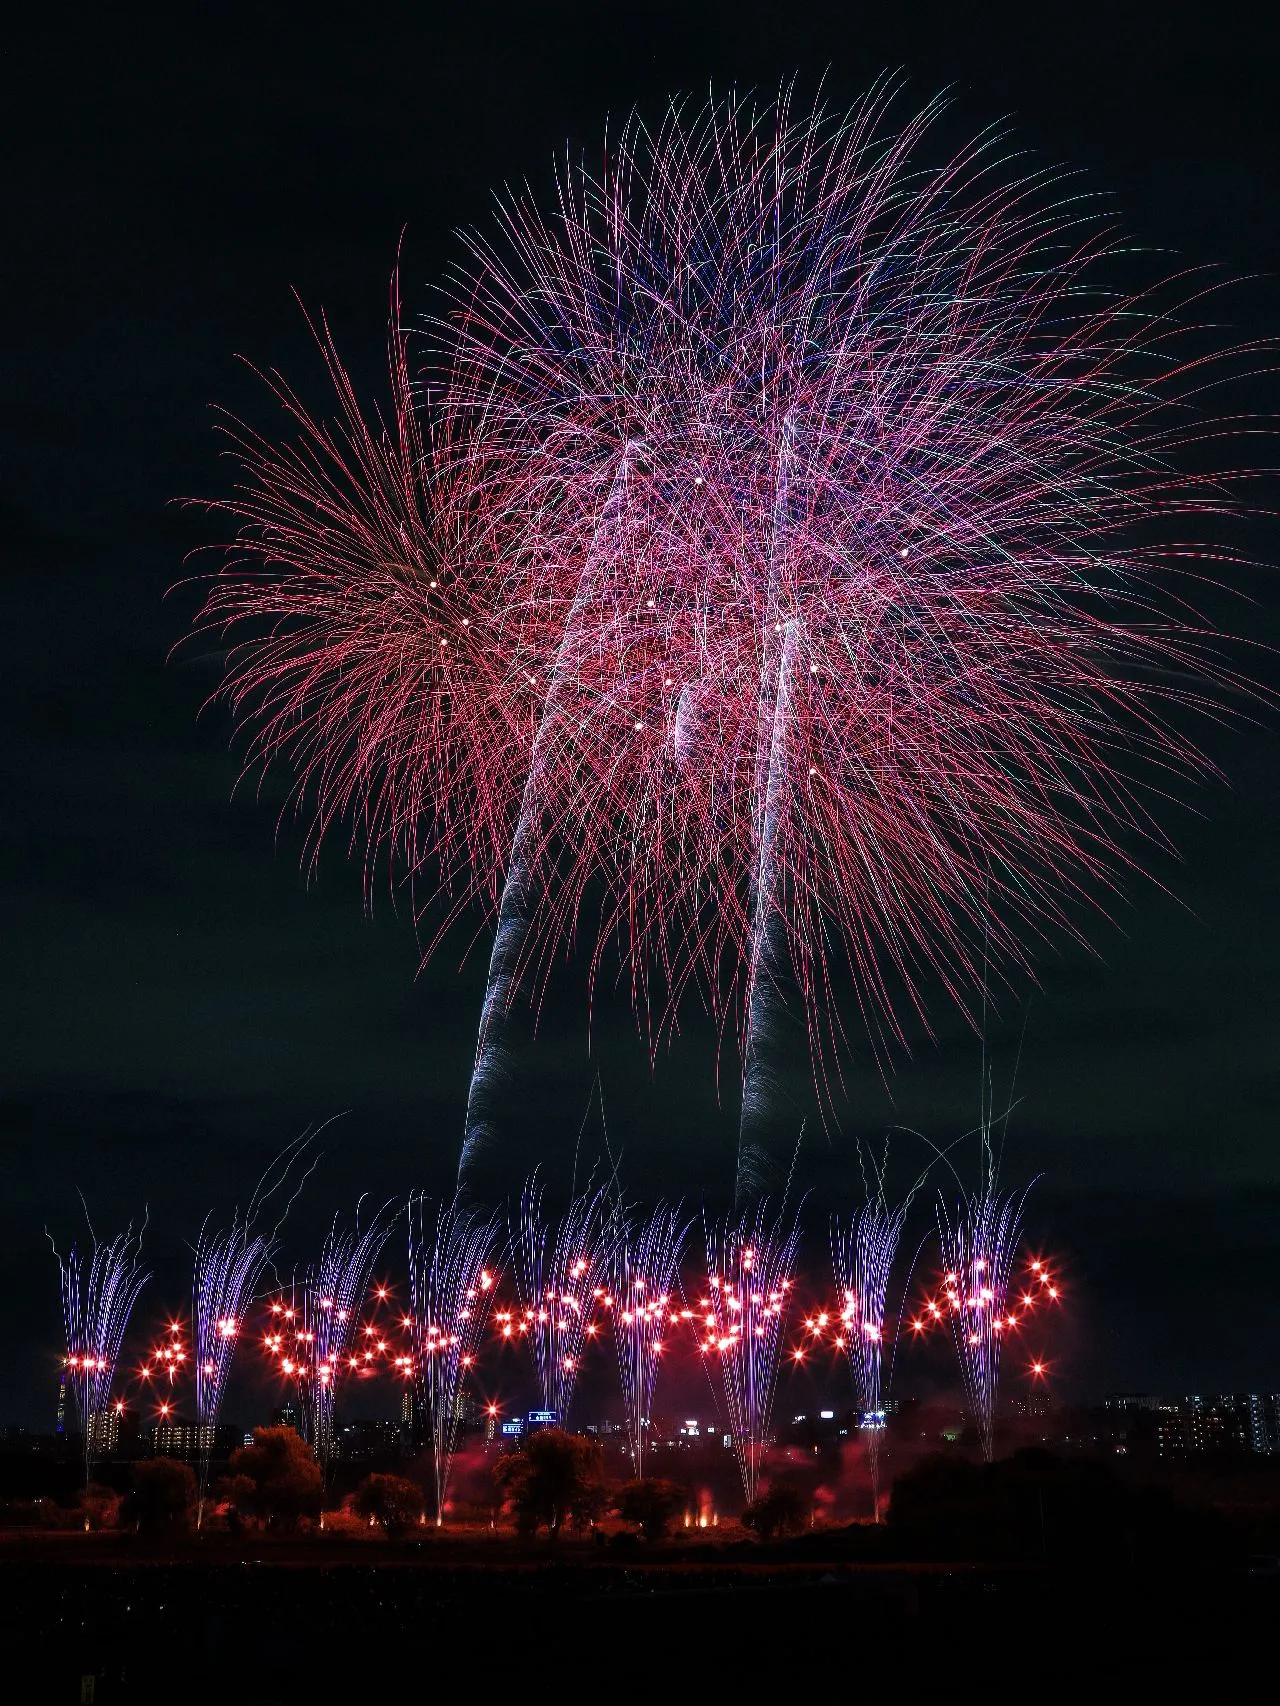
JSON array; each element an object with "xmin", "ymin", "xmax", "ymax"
[
  {"xmin": 152, "ymin": 1422, "xmax": 239, "ymax": 1460},
  {"xmin": 270, "ymin": 1402, "xmax": 300, "ymax": 1432},
  {"xmin": 87, "ymin": 1406, "xmax": 122, "ymax": 1458},
  {"xmin": 1013, "ymin": 1391, "xmax": 1052, "ymax": 1420},
  {"xmin": 1104, "ymin": 1393, "xmax": 1156, "ymax": 1412},
  {"xmin": 338, "ymin": 1419, "xmax": 402, "ymax": 1462},
  {"xmin": 1156, "ymin": 1394, "xmax": 1274, "ymax": 1458}
]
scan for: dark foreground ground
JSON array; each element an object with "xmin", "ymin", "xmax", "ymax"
[{"xmin": 8, "ymin": 1537, "xmax": 1278, "ymax": 1701}]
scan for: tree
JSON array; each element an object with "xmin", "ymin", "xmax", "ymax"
[
  {"xmin": 492, "ymin": 1428, "xmax": 605, "ymax": 1537},
  {"xmin": 742, "ymin": 1482, "xmax": 807, "ymax": 1542},
  {"xmin": 78, "ymin": 1483, "xmax": 121, "ymax": 1531},
  {"xmin": 213, "ymin": 1473, "xmax": 256, "ymax": 1534},
  {"xmin": 354, "ymin": 1473, "xmax": 422, "ymax": 1535},
  {"xmin": 131, "ymin": 1459, "xmax": 197, "ymax": 1536},
  {"xmin": 229, "ymin": 1427, "xmax": 323, "ymax": 1531},
  {"xmin": 614, "ymin": 1478, "xmax": 686, "ymax": 1542}
]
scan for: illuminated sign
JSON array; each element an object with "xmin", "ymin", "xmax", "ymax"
[
  {"xmin": 500, "ymin": 1421, "xmax": 523, "ymax": 1436},
  {"xmin": 527, "ymin": 1409, "xmax": 558, "ymax": 1425}
]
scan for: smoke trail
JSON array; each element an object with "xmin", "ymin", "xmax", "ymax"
[
  {"xmin": 737, "ymin": 618, "xmax": 801, "ymax": 1205},
  {"xmin": 458, "ymin": 448, "xmax": 638, "ymax": 1197},
  {"xmin": 737, "ymin": 415, "xmax": 800, "ymax": 1206}
]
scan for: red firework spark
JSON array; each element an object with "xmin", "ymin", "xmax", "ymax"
[{"xmin": 190, "ymin": 83, "xmax": 1256, "ymax": 1098}]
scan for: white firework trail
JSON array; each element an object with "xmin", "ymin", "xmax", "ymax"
[
  {"xmin": 509, "ymin": 1172, "xmax": 617, "ymax": 1425},
  {"xmin": 48, "ymin": 1209, "xmax": 150, "ymax": 1484},
  {"xmin": 408, "ymin": 1193, "xmax": 499, "ymax": 1523},
  {"xmin": 192, "ymin": 1134, "xmax": 321, "ymax": 1520},
  {"xmin": 300, "ymin": 1198, "xmax": 398, "ymax": 1475},
  {"xmin": 609, "ymin": 1200, "xmax": 691, "ymax": 1479},
  {"xmin": 695, "ymin": 1197, "xmax": 802, "ymax": 1505}
]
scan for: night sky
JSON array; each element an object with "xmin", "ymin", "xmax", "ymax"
[{"xmin": 4, "ymin": 2, "xmax": 1279, "ymax": 1426}]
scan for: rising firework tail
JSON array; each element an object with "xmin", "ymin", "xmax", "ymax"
[{"xmin": 192, "ymin": 79, "xmax": 1263, "ymax": 1198}]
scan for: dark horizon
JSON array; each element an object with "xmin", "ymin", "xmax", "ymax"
[{"xmin": 4, "ymin": 0, "xmax": 1280, "ymax": 1428}]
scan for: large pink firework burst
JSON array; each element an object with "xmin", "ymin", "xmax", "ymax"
[{"xmin": 192, "ymin": 82, "xmax": 1255, "ymax": 1189}]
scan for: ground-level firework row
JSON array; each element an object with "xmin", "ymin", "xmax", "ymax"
[{"xmin": 50, "ymin": 1173, "xmax": 1063, "ymax": 1521}]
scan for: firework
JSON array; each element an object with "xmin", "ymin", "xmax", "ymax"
[
  {"xmin": 508, "ymin": 1174, "xmax": 615, "ymax": 1424},
  {"xmin": 458, "ymin": 453, "xmax": 643, "ymax": 1197},
  {"xmin": 408, "ymin": 1193, "xmax": 499, "ymax": 1522},
  {"xmin": 298, "ymin": 1200, "xmax": 398, "ymax": 1474},
  {"xmin": 48, "ymin": 1213, "xmax": 150, "ymax": 1482},
  {"xmin": 934, "ymin": 1142, "xmax": 1032, "ymax": 1461},
  {"xmin": 192, "ymin": 1218, "xmax": 274, "ymax": 1518},
  {"xmin": 829, "ymin": 1148, "xmax": 917, "ymax": 1519},
  {"xmin": 696, "ymin": 1199, "xmax": 801, "ymax": 1503},
  {"xmin": 194, "ymin": 82, "xmax": 1251, "ymax": 1198},
  {"xmin": 139, "ymin": 1320, "xmax": 188, "ymax": 1389},
  {"xmin": 191, "ymin": 1137, "xmax": 322, "ymax": 1516},
  {"xmin": 609, "ymin": 1200, "xmax": 691, "ymax": 1478}
]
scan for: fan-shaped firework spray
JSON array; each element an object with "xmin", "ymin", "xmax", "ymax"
[
  {"xmin": 195, "ymin": 81, "xmax": 1256, "ymax": 1198},
  {"xmin": 936, "ymin": 1142, "xmax": 1032, "ymax": 1461},
  {"xmin": 48, "ymin": 1214, "xmax": 150, "ymax": 1483},
  {"xmin": 509, "ymin": 1173, "xmax": 615, "ymax": 1424},
  {"xmin": 609, "ymin": 1200, "xmax": 691, "ymax": 1479},
  {"xmin": 408, "ymin": 1194, "xmax": 499, "ymax": 1522},
  {"xmin": 298, "ymin": 1200, "xmax": 397, "ymax": 1474},
  {"xmin": 192, "ymin": 1218, "xmax": 275, "ymax": 1520},
  {"xmin": 830, "ymin": 1146, "xmax": 915, "ymax": 1519},
  {"xmin": 192, "ymin": 1137, "xmax": 320, "ymax": 1517},
  {"xmin": 696, "ymin": 1199, "xmax": 801, "ymax": 1504}
]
